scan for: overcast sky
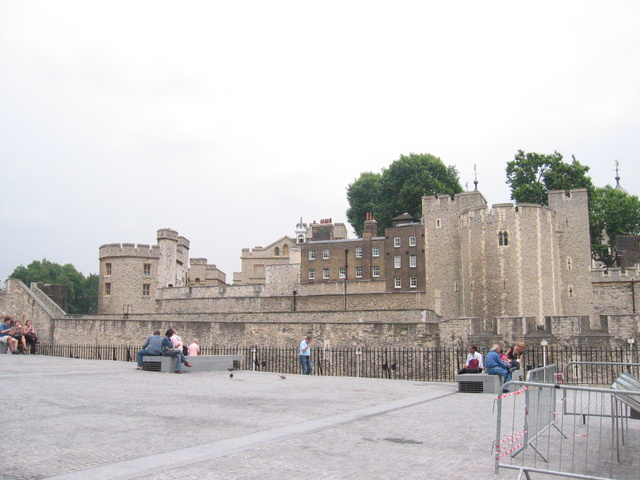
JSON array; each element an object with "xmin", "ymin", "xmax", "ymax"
[{"xmin": 1, "ymin": 1, "xmax": 638, "ymax": 284}]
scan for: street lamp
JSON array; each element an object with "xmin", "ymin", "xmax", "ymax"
[
  {"xmin": 541, "ymin": 339, "xmax": 548, "ymax": 367},
  {"xmin": 344, "ymin": 249, "xmax": 349, "ymax": 311},
  {"xmin": 628, "ymin": 338, "xmax": 636, "ymax": 367}
]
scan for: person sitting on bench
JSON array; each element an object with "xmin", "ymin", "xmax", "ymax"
[
  {"xmin": 485, "ymin": 344, "xmax": 512, "ymax": 392},
  {"xmin": 161, "ymin": 328, "xmax": 192, "ymax": 374},
  {"xmin": 459, "ymin": 345, "xmax": 483, "ymax": 374},
  {"xmin": 136, "ymin": 330, "xmax": 163, "ymax": 370}
]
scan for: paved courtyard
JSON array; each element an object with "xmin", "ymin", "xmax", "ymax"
[{"xmin": 5, "ymin": 355, "xmax": 519, "ymax": 480}]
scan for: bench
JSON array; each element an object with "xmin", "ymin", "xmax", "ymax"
[
  {"xmin": 456, "ymin": 370, "xmax": 523, "ymax": 394},
  {"xmin": 612, "ymin": 372, "xmax": 640, "ymax": 419},
  {"xmin": 0, "ymin": 342, "xmax": 7, "ymax": 354},
  {"xmin": 142, "ymin": 354, "xmax": 244, "ymax": 373}
]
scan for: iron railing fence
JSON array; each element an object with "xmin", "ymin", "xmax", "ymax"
[{"xmin": 36, "ymin": 344, "xmax": 638, "ymax": 384}]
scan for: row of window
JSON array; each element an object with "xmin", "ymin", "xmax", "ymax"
[
  {"xmin": 308, "ymin": 236, "xmax": 417, "ymax": 261},
  {"xmin": 104, "ymin": 282, "xmax": 151, "ymax": 296},
  {"xmin": 308, "ymin": 260, "xmax": 416, "ymax": 279},
  {"xmin": 307, "ymin": 269, "xmax": 418, "ymax": 288},
  {"xmin": 104, "ymin": 263, "xmax": 152, "ymax": 276}
]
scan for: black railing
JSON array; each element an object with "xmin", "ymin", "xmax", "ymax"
[{"xmin": 35, "ymin": 344, "xmax": 638, "ymax": 384}]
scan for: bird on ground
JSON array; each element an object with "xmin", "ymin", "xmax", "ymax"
[{"xmin": 278, "ymin": 375, "xmax": 286, "ymax": 380}]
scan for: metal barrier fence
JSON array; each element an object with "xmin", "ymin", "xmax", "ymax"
[
  {"xmin": 496, "ymin": 368, "xmax": 640, "ymax": 479},
  {"xmin": 495, "ymin": 382, "xmax": 640, "ymax": 479},
  {"xmin": 564, "ymin": 362, "xmax": 640, "ymax": 387},
  {"xmin": 35, "ymin": 344, "xmax": 638, "ymax": 383}
]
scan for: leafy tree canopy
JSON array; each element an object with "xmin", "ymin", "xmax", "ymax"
[
  {"xmin": 9, "ymin": 259, "xmax": 98, "ymax": 314},
  {"xmin": 505, "ymin": 150, "xmax": 640, "ymax": 267},
  {"xmin": 347, "ymin": 153, "xmax": 462, "ymax": 236},
  {"xmin": 505, "ymin": 150, "xmax": 593, "ymax": 205},
  {"xmin": 590, "ymin": 186, "xmax": 640, "ymax": 266}
]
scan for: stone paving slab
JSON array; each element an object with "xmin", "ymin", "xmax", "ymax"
[{"xmin": 4, "ymin": 355, "xmax": 515, "ymax": 480}]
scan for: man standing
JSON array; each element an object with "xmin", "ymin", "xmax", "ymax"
[
  {"xmin": 136, "ymin": 330, "xmax": 163, "ymax": 370},
  {"xmin": 299, "ymin": 335, "xmax": 313, "ymax": 375}
]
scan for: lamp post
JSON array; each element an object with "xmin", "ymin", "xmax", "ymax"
[
  {"xmin": 344, "ymin": 249, "xmax": 349, "ymax": 311},
  {"xmin": 628, "ymin": 338, "xmax": 636, "ymax": 370},
  {"xmin": 541, "ymin": 339, "xmax": 548, "ymax": 367},
  {"xmin": 356, "ymin": 346, "xmax": 362, "ymax": 377},
  {"xmin": 292, "ymin": 290, "xmax": 297, "ymax": 312}
]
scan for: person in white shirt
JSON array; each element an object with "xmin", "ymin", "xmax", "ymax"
[{"xmin": 459, "ymin": 344, "xmax": 483, "ymax": 373}]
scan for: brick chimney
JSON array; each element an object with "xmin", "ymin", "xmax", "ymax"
[{"xmin": 363, "ymin": 212, "xmax": 378, "ymax": 240}]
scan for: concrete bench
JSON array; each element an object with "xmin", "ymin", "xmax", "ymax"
[
  {"xmin": 612, "ymin": 372, "xmax": 640, "ymax": 419},
  {"xmin": 0, "ymin": 342, "xmax": 7, "ymax": 354},
  {"xmin": 142, "ymin": 354, "xmax": 243, "ymax": 373},
  {"xmin": 455, "ymin": 370, "xmax": 523, "ymax": 394}
]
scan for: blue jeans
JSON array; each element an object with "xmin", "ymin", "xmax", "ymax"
[
  {"xmin": 300, "ymin": 355, "xmax": 312, "ymax": 375},
  {"xmin": 487, "ymin": 366, "xmax": 511, "ymax": 386},
  {"xmin": 162, "ymin": 350, "xmax": 186, "ymax": 371},
  {"xmin": 137, "ymin": 349, "xmax": 160, "ymax": 367}
]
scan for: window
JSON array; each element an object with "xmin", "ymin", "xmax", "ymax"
[
  {"xmin": 436, "ymin": 219, "xmax": 441, "ymax": 228},
  {"xmin": 394, "ymin": 237, "xmax": 401, "ymax": 248},
  {"xmin": 308, "ymin": 250, "xmax": 316, "ymax": 260},
  {"xmin": 355, "ymin": 247, "xmax": 363, "ymax": 258},
  {"xmin": 372, "ymin": 266, "xmax": 380, "ymax": 277},
  {"xmin": 323, "ymin": 269, "xmax": 330, "ymax": 279},
  {"xmin": 143, "ymin": 263, "xmax": 151, "ymax": 276},
  {"xmin": 323, "ymin": 249, "xmax": 330, "ymax": 259},
  {"xmin": 410, "ymin": 277, "xmax": 417, "ymax": 288},
  {"xmin": 355, "ymin": 267, "xmax": 363, "ymax": 278},
  {"xmin": 104, "ymin": 282, "xmax": 111, "ymax": 296},
  {"xmin": 275, "ymin": 247, "xmax": 280, "ymax": 256},
  {"xmin": 372, "ymin": 246, "xmax": 380, "ymax": 257},
  {"xmin": 498, "ymin": 231, "xmax": 509, "ymax": 246},
  {"xmin": 409, "ymin": 255, "xmax": 417, "ymax": 268},
  {"xmin": 105, "ymin": 263, "xmax": 112, "ymax": 276},
  {"xmin": 339, "ymin": 268, "xmax": 346, "ymax": 279},
  {"xmin": 409, "ymin": 236, "xmax": 416, "ymax": 247},
  {"xmin": 142, "ymin": 283, "xmax": 150, "ymax": 296},
  {"xmin": 308, "ymin": 269, "xmax": 315, "ymax": 280},
  {"xmin": 394, "ymin": 277, "xmax": 401, "ymax": 289},
  {"xmin": 394, "ymin": 256, "xmax": 401, "ymax": 268}
]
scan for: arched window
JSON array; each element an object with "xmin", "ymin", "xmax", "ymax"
[
  {"xmin": 283, "ymin": 245, "xmax": 289, "ymax": 257},
  {"xmin": 275, "ymin": 247, "xmax": 280, "ymax": 256}
]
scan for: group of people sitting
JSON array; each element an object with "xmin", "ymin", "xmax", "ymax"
[
  {"xmin": 136, "ymin": 328, "xmax": 201, "ymax": 373},
  {"xmin": 459, "ymin": 342, "xmax": 527, "ymax": 393},
  {"xmin": 0, "ymin": 317, "xmax": 38, "ymax": 354}
]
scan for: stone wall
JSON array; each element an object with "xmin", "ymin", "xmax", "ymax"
[{"xmin": 0, "ymin": 279, "xmax": 57, "ymax": 343}]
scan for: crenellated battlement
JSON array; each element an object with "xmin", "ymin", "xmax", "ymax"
[
  {"xmin": 99, "ymin": 243, "xmax": 160, "ymax": 259},
  {"xmin": 460, "ymin": 202, "xmax": 555, "ymax": 226},
  {"xmin": 190, "ymin": 258, "xmax": 207, "ymax": 265},
  {"xmin": 157, "ymin": 228, "xmax": 179, "ymax": 241},
  {"xmin": 591, "ymin": 267, "xmax": 639, "ymax": 282},
  {"xmin": 178, "ymin": 236, "xmax": 190, "ymax": 249}
]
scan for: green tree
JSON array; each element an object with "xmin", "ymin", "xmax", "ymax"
[
  {"xmin": 9, "ymin": 259, "xmax": 97, "ymax": 314},
  {"xmin": 590, "ymin": 186, "xmax": 640, "ymax": 266},
  {"xmin": 505, "ymin": 150, "xmax": 640, "ymax": 266},
  {"xmin": 505, "ymin": 150, "xmax": 593, "ymax": 205},
  {"xmin": 346, "ymin": 172, "xmax": 382, "ymax": 236},
  {"xmin": 346, "ymin": 153, "xmax": 462, "ymax": 235}
]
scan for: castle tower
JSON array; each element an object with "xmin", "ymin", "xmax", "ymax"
[
  {"xmin": 156, "ymin": 229, "xmax": 190, "ymax": 288},
  {"xmin": 548, "ymin": 189, "xmax": 593, "ymax": 317},
  {"xmin": 98, "ymin": 242, "xmax": 160, "ymax": 315},
  {"xmin": 422, "ymin": 191, "xmax": 487, "ymax": 318}
]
